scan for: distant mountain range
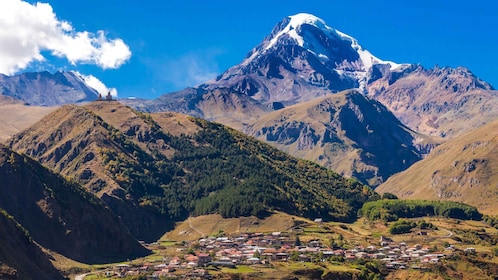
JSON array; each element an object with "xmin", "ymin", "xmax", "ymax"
[
  {"xmin": 366, "ymin": 65, "xmax": 497, "ymax": 138},
  {"xmin": 0, "ymin": 71, "xmax": 98, "ymax": 106}
]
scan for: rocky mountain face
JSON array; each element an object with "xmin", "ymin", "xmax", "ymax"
[
  {"xmin": 204, "ymin": 13, "xmax": 405, "ymax": 106},
  {"xmin": 376, "ymin": 120, "xmax": 498, "ymax": 215},
  {"xmin": 244, "ymin": 90, "xmax": 428, "ymax": 187},
  {"xmin": 367, "ymin": 65, "xmax": 498, "ymax": 138},
  {"xmin": 0, "ymin": 144, "xmax": 149, "ymax": 264},
  {"xmin": 0, "ymin": 71, "xmax": 98, "ymax": 106},
  {"xmin": 130, "ymin": 87, "xmax": 270, "ymax": 128}
]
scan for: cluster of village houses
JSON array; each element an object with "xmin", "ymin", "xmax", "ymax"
[{"xmin": 105, "ymin": 232, "xmax": 475, "ymax": 279}]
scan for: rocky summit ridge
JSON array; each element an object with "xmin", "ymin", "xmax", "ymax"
[{"xmin": 204, "ymin": 13, "xmax": 409, "ymax": 106}]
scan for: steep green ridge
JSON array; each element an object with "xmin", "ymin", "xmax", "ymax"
[
  {"xmin": 164, "ymin": 118, "xmax": 378, "ymax": 220},
  {"xmin": 9, "ymin": 102, "xmax": 379, "ymax": 242},
  {"xmin": 0, "ymin": 145, "xmax": 149, "ymax": 263},
  {"xmin": 0, "ymin": 209, "xmax": 64, "ymax": 280}
]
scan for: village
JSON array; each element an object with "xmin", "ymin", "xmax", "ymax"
[{"xmin": 97, "ymin": 227, "xmax": 477, "ymax": 279}]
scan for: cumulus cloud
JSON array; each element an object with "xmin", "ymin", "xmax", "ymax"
[
  {"xmin": 73, "ymin": 71, "xmax": 118, "ymax": 97},
  {"xmin": 0, "ymin": 0, "xmax": 131, "ymax": 75}
]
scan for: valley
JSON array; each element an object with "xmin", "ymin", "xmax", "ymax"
[
  {"xmin": 0, "ymin": 11, "xmax": 497, "ymax": 280},
  {"xmin": 65, "ymin": 213, "xmax": 498, "ymax": 280}
]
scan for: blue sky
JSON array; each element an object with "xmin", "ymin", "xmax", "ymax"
[{"xmin": 2, "ymin": 0, "xmax": 497, "ymax": 99}]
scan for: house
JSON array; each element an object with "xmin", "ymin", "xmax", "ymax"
[
  {"xmin": 380, "ymin": 236, "xmax": 393, "ymax": 244},
  {"xmin": 275, "ymin": 252, "xmax": 289, "ymax": 261},
  {"xmin": 154, "ymin": 264, "xmax": 172, "ymax": 272},
  {"xmin": 372, "ymin": 252, "xmax": 386, "ymax": 259},
  {"xmin": 298, "ymin": 254, "xmax": 311, "ymax": 262},
  {"xmin": 247, "ymin": 257, "xmax": 261, "ymax": 264},
  {"xmin": 355, "ymin": 252, "xmax": 369, "ymax": 259},
  {"xmin": 113, "ymin": 264, "xmax": 131, "ymax": 273},
  {"xmin": 198, "ymin": 253, "xmax": 212, "ymax": 266}
]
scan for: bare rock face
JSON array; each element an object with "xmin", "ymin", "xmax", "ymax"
[
  {"xmin": 245, "ymin": 90, "xmax": 425, "ymax": 187},
  {"xmin": 366, "ymin": 65, "xmax": 498, "ymax": 138}
]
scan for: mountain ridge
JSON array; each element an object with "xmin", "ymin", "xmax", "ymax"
[{"xmin": 0, "ymin": 208, "xmax": 65, "ymax": 280}]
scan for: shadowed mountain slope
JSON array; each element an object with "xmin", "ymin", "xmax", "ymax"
[
  {"xmin": 0, "ymin": 144, "xmax": 149, "ymax": 264},
  {"xmin": 0, "ymin": 209, "xmax": 65, "ymax": 280}
]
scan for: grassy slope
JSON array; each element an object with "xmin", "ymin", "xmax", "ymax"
[
  {"xmin": 0, "ymin": 96, "xmax": 55, "ymax": 142},
  {"xmin": 377, "ymin": 120, "xmax": 498, "ymax": 215}
]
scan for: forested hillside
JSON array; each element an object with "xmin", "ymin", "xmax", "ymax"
[{"xmin": 9, "ymin": 102, "xmax": 380, "ymax": 242}]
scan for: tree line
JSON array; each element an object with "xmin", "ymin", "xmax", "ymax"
[{"xmin": 360, "ymin": 199, "xmax": 482, "ymax": 222}]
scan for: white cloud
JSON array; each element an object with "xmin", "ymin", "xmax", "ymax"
[
  {"xmin": 0, "ymin": 0, "xmax": 131, "ymax": 75},
  {"xmin": 73, "ymin": 71, "xmax": 118, "ymax": 97}
]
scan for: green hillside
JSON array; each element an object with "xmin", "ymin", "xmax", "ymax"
[{"xmin": 9, "ymin": 102, "xmax": 379, "ymax": 242}]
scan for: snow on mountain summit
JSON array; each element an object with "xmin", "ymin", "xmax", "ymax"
[
  {"xmin": 263, "ymin": 13, "xmax": 326, "ymax": 51},
  {"xmin": 247, "ymin": 13, "xmax": 402, "ymax": 72},
  {"xmin": 202, "ymin": 13, "xmax": 412, "ymax": 106}
]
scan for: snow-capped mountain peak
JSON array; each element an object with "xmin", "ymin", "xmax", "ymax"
[
  {"xmin": 247, "ymin": 13, "xmax": 401, "ymax": 72},
  {"xmin": 206, "ymin": 13, "xmax": 411, "ymax": 106},
  {"xmin": 264, "ymin": 13, "xmax": 326, "ymax": 51}
]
